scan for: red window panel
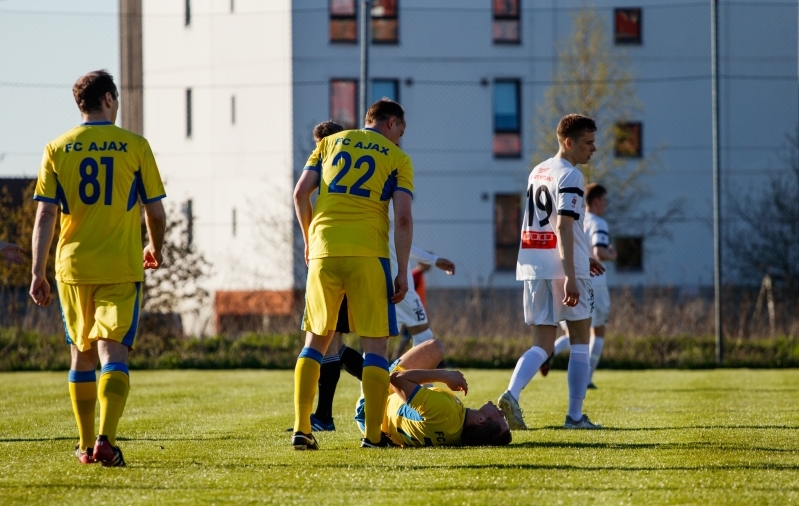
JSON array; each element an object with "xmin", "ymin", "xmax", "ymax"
[
  {"xmin": 493, "ymin": 132, "xmax": 521, "ymax": 158},
  {"xmin": 614, "ymin": 8, "xmax": 642, "ymax": 44},
  {"xmin": 331, "ymin": 79, "xmax": 358, "ymax": 129}
]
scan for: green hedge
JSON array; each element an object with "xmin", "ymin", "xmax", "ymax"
[{"xmin": 1, "ymin": 327, "xmax": 798, "ymax": 371}]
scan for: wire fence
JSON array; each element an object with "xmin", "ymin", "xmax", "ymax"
[{"xmin": 1, "ymin": 2, "xmax": 798, "ymax": 345}]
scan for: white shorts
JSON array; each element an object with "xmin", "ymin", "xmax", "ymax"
[
  {"xmin": 395, "ymin": 287, "xmax": 429, "ymax": 328},
  {"xmin": 523, "ymin": 279, "xmax": 594, "ymax": 326},
  {"xmin": 591, "ymin": 283, "xmax": 610, "ymax": 327}
]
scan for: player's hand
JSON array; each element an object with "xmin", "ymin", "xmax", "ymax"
[
  {"xmin": 1, "ymin": 243, "xmax": 26, "ymax": 267},
  {"xmin": 443, "ymin": 370, "xmax": 468, "ymax": 395},
  {"xmin": 562, "ymin": 277, "xmax": 579, "ymax": 307},
  {"xmin": 304, "ymin": 243, "xmax": 309, "ymax": 267},
  {"xmin": 143, "ymin": 244, "xmax": 163, "ymax": 270},
  {"xmin": 29, "ymin": 274, "xmax": 52, "ymax": 307},
  {"xmin": 392, "ymin": 272, "xmax": 408, "ymax": 303},
  {"xmin": 589, "ymin": 257, "xmax": 606, "ymax": 277},
  {"xmin": 435, "ymin": 257, "xmax": 455, "ymax": 275}
]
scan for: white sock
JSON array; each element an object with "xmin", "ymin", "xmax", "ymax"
[
  {"xmin": 508, "ymin": 346, "xmax": 549, "ymax": 401},
  {"xmin": 554, "ymin": 335, "xmax": 571, "ymax": 355},
  {"xmin": 411, "ymin": 328, "xmax": 434, "ymax": 347},
  {"xmin": 589, "ymin": 336, "xmax": 604, "ymax": 380},
  {"xmin": 567, "ymin": 344, "xmax": 590, "ymax": 420}
]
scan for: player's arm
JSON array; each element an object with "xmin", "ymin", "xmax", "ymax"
[
  {"xmin": 392, "ymin": 191, "xmax": 413, "ymax": 303},
  {"xmin": 0, "ymin": 241, "xmax": 25, "ymax": 267},
  {"xmin": 556, "ymin": 214, "xmax": 579, "ymax": 307},
  {"xmin": 390, "ymin": 369, "xmax": 468, "ymax": 402},
  {"xmin": 593, "ymin": 244, "xmax": 617, "ymax": 262},
  {"xmin": 143, "ymin": 200, "xmax": 166, "ymax": 269},
  {"xmin": 410, "ymin": 245, "xmax": 455, "ymax": 275},
  {"xmin": 293, "ymin": 170, "xmax": 320, "ymax": 266},
  {"xmin": 29, "ymin": 202, "xmax": 58, "ymax": 307}
]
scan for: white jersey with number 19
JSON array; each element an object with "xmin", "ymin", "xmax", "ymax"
[{"xmin": 516, "ymin": 157, "xmax": 590, "ymax": 280}]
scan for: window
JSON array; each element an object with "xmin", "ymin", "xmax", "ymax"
[
  {"xmin": 371, "ymin": 79, "xmax": 398, "ymax": 103},
  {"xmin": 493, "ymin": 80, "xmax": 521, "ymax": 157},
  {"xmin": 232, "ymin": 208, "xmax": 237, "ymax": 237},
  {"xmin": 616, "ymin": 236, "xmax": 643, "ymax": 272},
  {"xmin": 186, "ymin": 88, "xmax": 192, "ymax": 138},
  {"xmin": 495, "ymin": 194, "xmax": 521, "ymax": 270},
  {"xmin": 330, "ymin": 0, "xmax": 357, "ymax": 43},
  {"xmin": 615, "ymin": 122, "xmax": 642, "ymax": 157},
  {"xmin": 493, "ymin": 0, "xmax": 520, "ymax": 44},
  {"xmin": 614, "ymin": 8, "xmax": 641, "ymax": 44},
  {"xmin": 182, "ymin": 199, "xmax": 194, "ymax": 245},
  {"xmin": 231, "ymin": 95, "xmax": 236, "ymax": 125},
  {"xmin": 330, "ymin": 79, "xmax": 358, "ymax": 129},
  {"xmin": 185, "ymin": 0, "xmax": 191, "ymax": 26},
  {"xmin": 372, "ymin": 0, "xmax": 398, "ymax": 44}
]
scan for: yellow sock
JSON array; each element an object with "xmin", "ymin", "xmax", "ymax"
[
  {"xmin": 68, "ymin": 370, "xmax": 97, "ymax": 451},
  {"xmin": 294, "ymin": 347, "xmax": 323, "ymax": 434},
  {"xmin": 98, "ymin": 363, "xmax": 130, "ymax": 447},
  {"xmin": 362, "ymin": 353, "xmax": 390, "ymax": 443}
]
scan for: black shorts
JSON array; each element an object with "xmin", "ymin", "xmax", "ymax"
[{"xmin": 335, "ymin": 296, "xmax": 350, "ymax": 333}]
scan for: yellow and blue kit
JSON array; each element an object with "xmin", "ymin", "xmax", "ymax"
[
  {"xmin": 301, "ymin": 127, "xmax": 414, "ymax": 338},
  {"xmin": 34, "ymin": 121, "xmax": 165, "ymax": 350},
  {"xmin": 356, "ymin": 384, "xmax": 467, "ymax": 447}
]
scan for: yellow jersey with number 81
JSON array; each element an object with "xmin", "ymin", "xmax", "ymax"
[
  {"xmin": 304, "ymin": 128, "xmax": 413, "ymax": 259},
  {"xmin": 34, "ymin": 121, "xmax": 166, "ymax": 284}
]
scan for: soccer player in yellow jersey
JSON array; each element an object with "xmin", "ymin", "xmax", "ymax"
[
  {"xmin": 354, "ymin": 339, "xmax": 512, "ymax": 447},
  {"xmin": 292, "ymin": 99, "xmax": 414, "ymax": 449},
  {"xmin": 29, "ymin": 70, "xmax": 166, "ymax": 466}
]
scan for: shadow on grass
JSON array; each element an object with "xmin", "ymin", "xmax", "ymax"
[
  {"xmin": 539, "ymin": 425, "xmax": 799, "ymax": 431},
  {"xmin": 510, "ymin": 441, "xmax": 797, "ymax": 453}
]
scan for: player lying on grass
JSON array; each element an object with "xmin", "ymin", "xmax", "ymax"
[{"xmin": 354, "ymin": 339, "xmax": 512, "ymax": 447}]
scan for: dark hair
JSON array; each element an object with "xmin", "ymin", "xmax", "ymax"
[
  {"xmin": 557, "ymin": 114, "xmax": 597, "ymax": 141},
  {"xmin": 585, "ymin": 183, "xmax": 607, "ymax": 205},
  {"xmin": 313, "ymin": 120, "xmax": 345, "ymax": 141},
  {"xmin": 73, "ymin": 70, "xmax": 118, "ymax": 114},
  {"xmin": 365, "ymin": 98, "xmax": 405, "ymax": 125},
  {"xmin": 461, "ymin": 417, "xmax": 512, "ymax": 447}
]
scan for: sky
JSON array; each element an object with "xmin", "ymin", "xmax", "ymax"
[{"xmin": 0, "ymin": 0, "xmax": 120, "ymax": 177}]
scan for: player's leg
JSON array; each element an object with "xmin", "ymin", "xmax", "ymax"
[
  {"xmin": 334, "ymin": 296, "xmax": 364, "ymax": 381},
  {"xmin": 294, "ymin": 258, "xmax": 342, "ymax": 447},
  {"xmin": 553, "ymin": 322, "xmax": 571, "ymax": 355},
  {"xmin": 346, "ymin": 257, "xmax": 395, "ymax": 447},
  {"xmin": 400, "ymin": 289, "xmax": 433, "ymax": 347},
  {"xmin": 314, "ymin": 330, "xmax": 343, "ymax": 431},
  {"xmin": 390, "ymin": 326, "xmax": 412, "ymax": 361},
  {"xmin": 58, "ymin": 282, "xmax": 99, "ymax": 464},
  {"xmin": 561, "ymin": 279, "xmax": 600, "ymax": 429},
  {"xmin": 393, "ymin": 337, "xmax": 444, "ymax": 371},
  {"xmin": 499, "ymin": 280, "xmax": 558, "ymax": 430},
  {"xmin": 588, "ymin": 284, "xmax": 610, "ymax": 386},
  {"xmin": 92, "ymin": 282, "xmax": 142, "ymax": 466}
]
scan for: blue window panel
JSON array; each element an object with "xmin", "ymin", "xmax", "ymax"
[
  {"xmin": 494, "ymin": 81, "xmax": 520, "ymax": 132},
  {"xmin": 371, "ymin": 79, "xmax": 398, "ymax": 103}
]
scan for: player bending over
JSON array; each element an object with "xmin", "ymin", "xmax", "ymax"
[
  {"xmin": 541, "ymin": 183, "xmax": 617, "ymax": 388},
  {"xmin": 355, "ymin": 339, "xmax": 512, "ymax": 447},
  {"xmin": 292, "ymin": 99, "xmax": 414, "ymax": 449},
  {"xmin": 498, "ymin": 114, "xmax": 604, "ymax": 431}
]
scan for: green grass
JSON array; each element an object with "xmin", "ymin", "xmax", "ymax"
[{"xmin": 1, "ymin": 369, "xmax": 798, "ymax": 505}]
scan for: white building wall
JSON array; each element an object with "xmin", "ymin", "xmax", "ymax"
[
  {"xmin": 143, "ymin": 0, "xmax": 296, "ymax": 302},
  {"xmin": 144, "ymin": 0, "xmax": 798, "ymax": 312}
]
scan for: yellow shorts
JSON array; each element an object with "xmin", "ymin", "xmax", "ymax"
[
  {"xmin": 57, "ymin": 282, "xmax": 142, "ymax": 352},
  {"xmin": 302, "ymin": 257, "xmax": 397, "ymax": 338}
]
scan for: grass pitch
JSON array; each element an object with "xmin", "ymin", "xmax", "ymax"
[{"xmin": 1, "ymin": 368, "xmax": 798, "ymax": 505}]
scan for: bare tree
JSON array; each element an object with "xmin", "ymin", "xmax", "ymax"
[
  {"xmin": 726, "ymin": 131, "xmax": 799, "ymax": 295},
  {"xmin": 141, "ymin": 203, "xmax": 211, "ymax": 333},
  {"xmin": 532, "ymin": 6, "xmax": 682, "ymax": 238}
]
